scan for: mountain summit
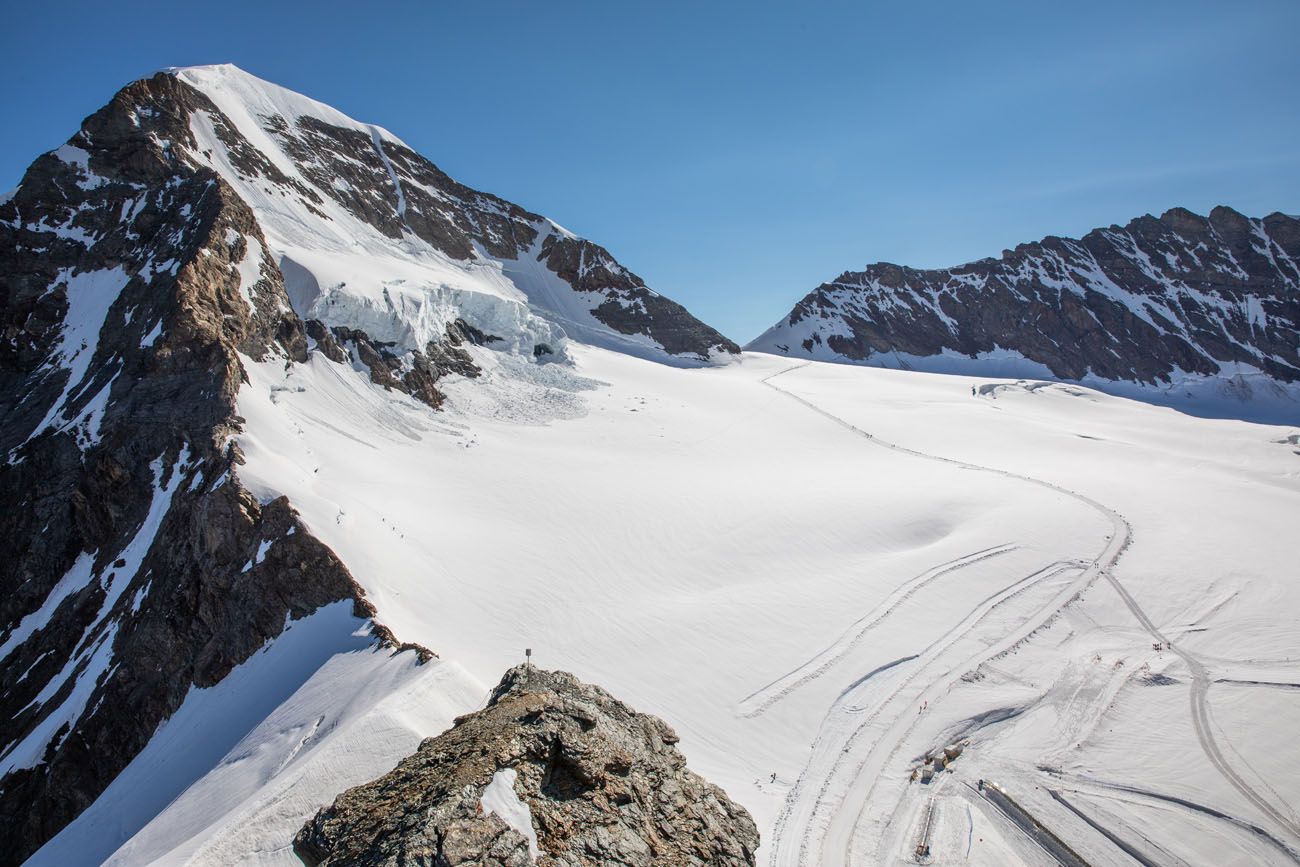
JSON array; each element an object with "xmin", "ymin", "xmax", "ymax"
[{"xmin": 748, "ymin": 207, "xmax": 1300, "ymax": 421}]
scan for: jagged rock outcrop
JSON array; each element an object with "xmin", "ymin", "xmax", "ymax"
[
  {"xmin": 305, "ymin": 318, "xmax": 486, "ymax": 410},
  {"xmin": 293, "ymin": 666, "xmax": 759, "ymax": 867},
  {"xmin": 749, "ymin": 207, "xmax": 1300, "ymax": 418},
  {"xmin": 538, "ymin": 233, "xmax": 739, "ymax": 358}
]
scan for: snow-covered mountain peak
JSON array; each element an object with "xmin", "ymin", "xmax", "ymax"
[
  {"xmin": 750, "ymin": 206, "xmax": 1300, "ymax": 422},
  {"xmin": 169, "ymin": 63, "xmax": 410, "ymax": 149},
  {"xmin": 147, "ymin": 64, "xmax": 737, "ymax": 365},
  {"xmin": 0, "ymin": 65, "xmax": 737, "ymax": 861},
  {"xmin": 6, "ymin": 62, "xmax": 1300, "ymax": 867}
]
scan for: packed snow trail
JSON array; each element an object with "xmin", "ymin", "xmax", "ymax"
[
  {"xmin": 1053, "ymin": 773, "xmax": 1300, "ymax": 863},
  {"xmin": 1099, "ymin": 572, "xmax": 1300, "ymax": 847},
  {"xmin": 978, "ymin": 781, "xmax": 1091, "ymax": 867},
  {"xmin": 1047, "ymin": 788, "xmax": 1169, "ymax": 867},
  {"xmin": 737, "ymin": 543, "xmax": 1018, "ymax": 718},
  {"xmin": 754, "ymin": 363, "xmax": 1284, "ymax": 865},
  {"xmin": 764, "ymin": 559, "xmax": 1087, "ymax": 866},
  {"xmin": 762, "ymin": 362, "xmax": 1300, "ymax": 864},
  {"xmin": 835, "ymin": 560, "xmax": 1098, "ymax": 865}
]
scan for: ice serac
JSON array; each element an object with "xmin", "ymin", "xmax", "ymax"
[
  {"xmin": 293, "ymin": 665, "xmax": 760, "ymax": 867},
  {"xmin": 749, "ymin": 208, "xmax": 1300, "ymax": 421}
]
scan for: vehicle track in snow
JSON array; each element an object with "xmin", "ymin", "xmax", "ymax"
[
  {"xmin": 836, "ymin": 560, "xmax": 1096, "ymax": 865},
  {"xmin": 1050, "ymin": 772, "xmax": 1300, "ymax": 863},
  {"xmin": 1099, "ymin": 570, "xmax": 1300, "ymax": 846},
  {"xmin": 757, "ymin": 363, "xmax": 1125, "ymax": 864},
  {"xmin": 737, "ymin": 543, "xmax": 1019, "ymax": 718},
  {"xmin": 764, "ymin": 557, "xmax": 1087, "ymax": 866},
  {"xmin": 1046, "ymin": 787, "xmax": 1183, "ymax": 867},
  {"xmin": 756, "ymin": 362, "xmax": 1300, "ymax": 865}
]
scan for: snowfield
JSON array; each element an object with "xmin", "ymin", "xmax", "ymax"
[
  {"xmin": 36, "ymin": 341, "xmax": 1300, "ymax": 865},
  {"xmin": 19, "ymin": 65, "xmax": 1298, "ymax": 867}
]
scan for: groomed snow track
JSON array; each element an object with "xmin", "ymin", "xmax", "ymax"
[{"xmin": 755, "ymin": 362, "xmax": 1300, "ymax": 866}]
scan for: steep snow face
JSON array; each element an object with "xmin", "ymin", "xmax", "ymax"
[
  {"xmin": 749, "ymin": 207, "xmax": 1300, "ymax": 422},
  {"xmin": 170, "ymin": 64, "xmax": 737, "ymax": 364},
  {"xmin": 0, "ymin": 63, "xmax": 732, "ymax": 860},
  {"xmin": 0, "ymin": 68, "xmax": 429, "ymax": 862},
  {"xmin": 28, "ymin": 602, "xmax": 483, "ymax": 867}
]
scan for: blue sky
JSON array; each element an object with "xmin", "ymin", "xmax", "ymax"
[{"xmin": 3, "ymin": 1, "xmax": 1297, "ymax": 342}]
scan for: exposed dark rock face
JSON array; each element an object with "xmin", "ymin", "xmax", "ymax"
[
  {"xmin": 539, "ymin": 233, "xmax": 740, "ymax": 358},
  {"xmin": 306, "ymin": 318, "xmax": 485, "ymax": 410},
  {"xmin": 750, "ymin": 207, "xmax": 1300, "ymax": 396},
  {"xmin": 0, "ymin": 73, "xmax": 417, "ymax": 863},
  {"xmin": 293, "ymin": 666, "xmax": 759, "ymax": 867}
]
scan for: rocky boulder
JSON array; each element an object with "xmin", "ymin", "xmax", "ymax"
[{"xmin": 293, "ymin": 666, "xmax": 759, "ymax": 867}]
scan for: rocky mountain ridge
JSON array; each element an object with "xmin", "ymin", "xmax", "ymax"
[
  {"xmin": 748, "ymin": 206, "xmax": 1300, "ymax": 421},
  {"xmin": 0, "ymin": 69, "xmax": 419, "ymax": 863},
  {"xmin": 293, "ymin": 665, "xmax": 759, "ymax": 867}
]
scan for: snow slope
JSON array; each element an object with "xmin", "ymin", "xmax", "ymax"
[
  {"xmin": 30, "ymin": 603, "xmax": 482, "ymax": 867},
  {"xmin": 49, "ymin": 340, "xmax": 1298, "ymax": 865},
  {"xmin": 4, "ymin": 61, "xmax": 737, "ymax": 862}
]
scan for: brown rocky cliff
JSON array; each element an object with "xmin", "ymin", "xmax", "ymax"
[{"xmin": 0, "ymin": 73, "xmax": 417, "ymax": 863}]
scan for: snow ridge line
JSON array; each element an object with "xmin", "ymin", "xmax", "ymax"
[{"xmin": 737, "ymin": 543, "xmax": 1019, "ymax": 718}]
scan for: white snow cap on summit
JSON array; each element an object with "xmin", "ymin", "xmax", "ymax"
[
  {"xmin": 168, "ymin": 64, "xmax": 408, "ymax": 147},
  {"xmin": 162, "ymin": 63, "xmax": 730, "ymax": 366}
]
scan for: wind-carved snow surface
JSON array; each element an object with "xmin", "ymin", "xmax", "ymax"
[{"xmin": 481, "ymin": 768, "xmax": 540, "ymax": 862}]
